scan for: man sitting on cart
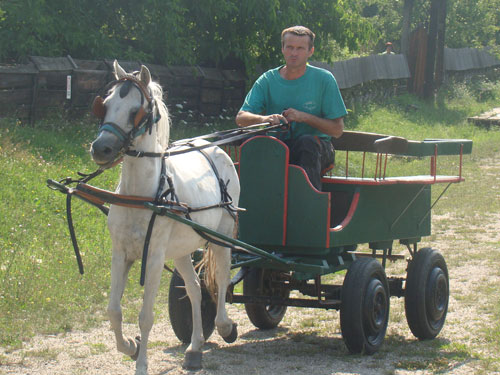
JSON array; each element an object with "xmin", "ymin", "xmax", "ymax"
[{"xmin": 236, "ymin": 25, "xmax": 347, "ymax": 190}]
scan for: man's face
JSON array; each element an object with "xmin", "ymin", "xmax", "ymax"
[{"xmin": 282, "ymin": 33, "xmax": 314, "ymax": 69}]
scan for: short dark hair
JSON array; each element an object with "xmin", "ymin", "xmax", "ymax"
[{"xmin": 281, "ymin": 26, "xmax": 315, "ymax": 50}]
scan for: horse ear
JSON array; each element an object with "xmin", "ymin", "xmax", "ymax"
[
  {"xmin": 113, "ymin": 60, "xmax": 127, "ymax": 80},
  {"xmin": 139, "ymin": 65, "xmax": 151, "ymax": 86}
]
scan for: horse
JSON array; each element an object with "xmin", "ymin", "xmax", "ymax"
[{"xmin": 89, "ymin": 60, "xmax": 239, "ymax": 374}]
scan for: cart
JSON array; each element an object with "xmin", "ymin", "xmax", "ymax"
[
  {"xmin": 48, "ymin": 128, "xmax": 472, "ymax": 355},
  {"xmin": 164, "ymin": 131, "xmax": 472, "ymax": 354}
]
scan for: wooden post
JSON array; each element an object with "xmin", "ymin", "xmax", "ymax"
[{"xmin": 28, "ymin": 56, "xmax": 41, "ymax": 126}]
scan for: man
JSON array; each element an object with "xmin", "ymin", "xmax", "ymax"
[
  {"xmin": 381, "ymin": 42, "xmax": 395, "ymax": 55},
  {"xmin": 236, "ymin": 26, "xmax": 347, "ymax": 190}
]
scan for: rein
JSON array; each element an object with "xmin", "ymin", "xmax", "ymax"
[{"xmin": 125, "ymin": 122, "xmax": 288, "ymax": 158}]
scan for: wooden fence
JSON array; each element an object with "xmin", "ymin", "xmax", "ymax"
[
  {"xmin": 0, "ymin": 56, "xmax": 247, "ymax": 124},
  {"xmin": 0, "ymin": 48, "xmax": 499, "ymax": 125}
]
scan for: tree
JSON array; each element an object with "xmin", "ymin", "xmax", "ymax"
[{"xmin": 0, "ymin": 0, "xmax": 498, "ymax": 69}]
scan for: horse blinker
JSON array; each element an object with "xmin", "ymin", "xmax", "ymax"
[
  {"xmin": 92, "ymin": 96, "xmax": 106, "ymax": 120},
  {"xmin": 134, "ymin": 106, "xmax": 148, "ymax": 127}
]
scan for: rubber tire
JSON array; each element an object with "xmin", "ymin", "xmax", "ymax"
[
  {"xmin": 340, "ymin": 258, "xmax": 390, "ymax": 355},
  {"xmin": 405, "ymin": 247, "xmax": 449, "ymax": 340},
  {"xmin": 243, "ymin": 268, "xmax": 289, "ymax": 329},
  {"xmin": 168, "ymin": 269, "xmax": 216, "ymax": 344}
]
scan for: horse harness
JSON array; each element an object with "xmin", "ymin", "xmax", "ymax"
[
  {"xmin": 49, "ymin": 75, "xmax": 287, "ymax": 285},
  {"xmin": 91, "ymin": 74, "xmax": 162, "ymax": 169},
  {"xmin": 50, "ymin": 142, "xmax": 242, "ymax": 285}
]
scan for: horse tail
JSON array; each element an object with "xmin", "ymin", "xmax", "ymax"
[
  {"xmin": 197, "ymin": 246, "xmax": 217, "ymax": 301},
  {"xmin": 196, "ymin": 215, "xmax": 238, "ymax": 301}
]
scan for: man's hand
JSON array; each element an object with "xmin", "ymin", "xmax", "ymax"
[
  {"xmin": 282, "ymin": 108, "xmax": 344, "ymax": 138},
  {"xmin": 264, "ymin": 113, "xmax": 288, "ymax": 125},
  {"xmin": 282, "ymin": 108, "xmax": 306, "ymax": 123},
  {"xmin": 236, "ymin": 110, "xmax": 287, "ymax": 127}
]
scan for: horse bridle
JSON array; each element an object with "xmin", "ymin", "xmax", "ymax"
[{"xmin": 92, "ymin": 75, "xmax": 161, "ymax": 164}]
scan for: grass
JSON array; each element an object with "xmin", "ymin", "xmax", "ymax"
[{"xmin": 0, "ymin": 79, "xmax": 500, "ymax": 373}]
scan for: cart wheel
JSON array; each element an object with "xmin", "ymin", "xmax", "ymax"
[
  {"xmin": 405, "ymin": 247, "xmax": 448, "ymax": 340},
  {"xmin": 168, "ymin": 269, "xmax": 216, "ymax": 344},
  {"xmin": 243, "ymin": 268, "xmax": 289, "ymax": 329},
  {"xmin": 340, "ymin": 258, "xmax": 390, "ymax": 354}
]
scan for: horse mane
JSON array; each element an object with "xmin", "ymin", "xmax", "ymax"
[{"xmin": 148, "ymin": 80, "xmax": 170, "ymax": 150}]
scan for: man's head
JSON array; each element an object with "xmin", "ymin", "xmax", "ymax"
[
  {"xmin": 281, "ymin": 26, "xmax": 315, "ymax": 51},
  {"xmin": 281, "ymin": 26, "xmax": 315, "ymax": 71}
]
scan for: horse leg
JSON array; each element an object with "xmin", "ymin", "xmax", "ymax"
[
  {"xmin": 134, "ymin": 248, "xmax": 166, "ymax": 375},
  {"xmin": 212, "ymin": 244, "xmax": 238, "ymax": 343},
  {"xmin": 174, "ymin": 255, "xmax": 204, "ymax": 370},
  {"xmin": 107, "ymin": 251, "xmax": 137, "ymax": 357}
]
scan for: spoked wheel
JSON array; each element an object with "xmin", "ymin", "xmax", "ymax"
[
  {"xmin": 243, "ymin": 268, "xmax": 290, "ymax": 329},
  {"xmin": 340, "ymin": 258, "xmax": 390, "ymax": 354},
  {"xmin": 168, "ymin": 269, "xmax": 217, "ymax": 344},
  {"xmin": 405, "ymin": 247, "xmax": 449, "ymax": 340}
]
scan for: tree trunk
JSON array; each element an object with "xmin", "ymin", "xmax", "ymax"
[
  {"xmin": 423, "ymin": 0, "xmax": 441, "ymax": 99},
  {"xmin": 435, "ymin": 0, "xmax": 447, "ymax": 88},
  {"xmin": 401, "ymin": 0, "xmax": 414, "ymax": 58}
]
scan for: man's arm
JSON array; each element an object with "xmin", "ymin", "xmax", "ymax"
[
  {"xmin": 282, "ymin": 108, "xmax": 344, "ymax": 138},
  {"xmin": 236, "ymin": 110, "xmax": 287, "ymax": 127}
]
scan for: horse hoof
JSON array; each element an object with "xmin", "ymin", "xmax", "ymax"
[
  {"xmin": 182, "ymin": 350, "xmax": 203, "ymax": 370},
  {"xmin": 222, "ymin": 323, "xmax": 238, "ymax": 344},
  {"xmin": 130, "ymin": 336, "xmax": 141, "ymax": 361}
]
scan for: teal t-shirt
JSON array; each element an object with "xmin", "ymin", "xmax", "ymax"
[{"xmin": 240, "ymin": 64, "xmax": 347, "ymax": 140}]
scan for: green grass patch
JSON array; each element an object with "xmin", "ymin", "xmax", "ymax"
[{"xmin": 87, "ymin": 342, "xmax": 109, "ymax": 355}]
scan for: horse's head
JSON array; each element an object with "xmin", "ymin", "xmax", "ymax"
[{"xmin": 90, "ymin": 60, "xmax": 163, "ymax": 168}]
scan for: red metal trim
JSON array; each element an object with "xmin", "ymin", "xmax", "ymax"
[
  {"xmin": 325, "ymin": 191, "xmax": 331, "ymax": 248},
  {"xmin": 322, "ymin": 175, "xmax": 464, "ymax": 185},
  {"xmin": 331, "ymin": 189, "xmax": 360, "ymax": 232},
  {"xmin": 383, "ymin": 153, "xmax": 388, "ymax": 179},
  {"xmin": 323, "ymin": 177, "xmax": 398, "ymax": 186}
]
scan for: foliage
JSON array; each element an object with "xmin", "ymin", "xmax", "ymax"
[
  {"xmin": 446, "ymin": 0, "xmax": 500, "ymax": 48},
  {"xmin": 0, "ymin": 0, "xmax": 373, "ymax": 73},
  {"xmin": 1, "ymin": 0, "xmax": 498, "ymax": 71},
  {"xmin": 357, "ymin": 0, "xmax": 500, "ymax": 54}
]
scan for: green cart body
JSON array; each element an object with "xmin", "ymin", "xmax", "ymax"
[{"xmin": 234, "ymin": 134, "xmax": 471, "ymax": 278}]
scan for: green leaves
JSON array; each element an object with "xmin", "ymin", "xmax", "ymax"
[
  {"xmin": 1, "ymin": 1, "xmax": 497, "ymax": 77},
  {"xmin": 0, "ymin": 0, "xmax": 373, "ymax": 73}
]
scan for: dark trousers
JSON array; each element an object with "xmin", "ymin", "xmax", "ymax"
[{"xmin": 284, "ymin": 135, "xmax": 335, "ymax": 190}]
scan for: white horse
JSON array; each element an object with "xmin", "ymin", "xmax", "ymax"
[{"xmin": 90, "ymin": 60, "xmax": 239, "ymax": 374}]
